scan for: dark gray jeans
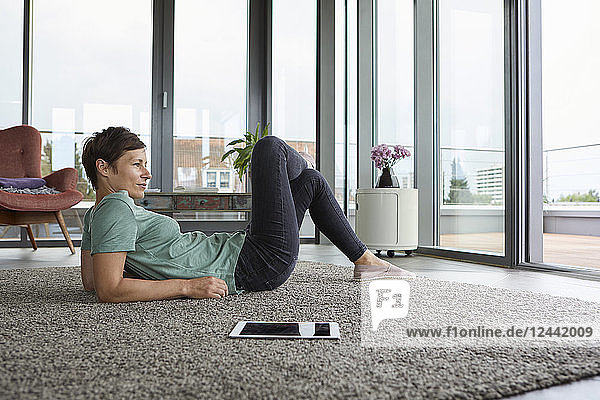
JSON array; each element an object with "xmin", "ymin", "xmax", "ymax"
[{"xmin": 234, "ymin": 135, "xmax": 367, "ymax": 291}]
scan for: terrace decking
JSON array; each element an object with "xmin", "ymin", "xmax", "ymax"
[{"xmin": 440, "ymin": 232, "xmax": 600, "ymax": 269}]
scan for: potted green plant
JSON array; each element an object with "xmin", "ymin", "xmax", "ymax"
[{"xmin": 221, "ymin": 122, "xmax": 270, "ymax": 180}]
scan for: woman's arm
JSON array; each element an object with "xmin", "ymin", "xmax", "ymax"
[
  {"xmin": 81, "ymin": 250, "xmax": 95, "ymax": 291},
  {"xmin": 92, "ymin": 252, "xmax": 229, "ymax": 303}
]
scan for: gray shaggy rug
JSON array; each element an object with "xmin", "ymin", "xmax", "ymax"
[{"xmin": 1, "ymin": 261, "xmax": 599, "ymax": 399}]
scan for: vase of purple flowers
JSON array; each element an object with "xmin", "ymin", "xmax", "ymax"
[{"xmin": 370, "ymin": 144, "xmax": 411, "ymax": 188}]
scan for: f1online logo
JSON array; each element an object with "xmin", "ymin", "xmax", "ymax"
[{"xmin": 369, "ymin": 280, "xmax": 410, "ymax": 331}]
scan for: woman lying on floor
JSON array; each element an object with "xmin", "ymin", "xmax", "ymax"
[{"xmin": 80, "ymin": 127, "xmax": 414, "ymax": 303}]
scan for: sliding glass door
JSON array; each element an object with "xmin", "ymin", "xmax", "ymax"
[
  {"xmin": 437, "ymin": 0, "xmax": 506, "ymax": 255},
  {"xmin": 538, "ymin": 0, "xmax": 600, "ymax": 269}
]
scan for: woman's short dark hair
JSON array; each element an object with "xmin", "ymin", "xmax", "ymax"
[{"xmin": 82, "ymin": 127, "xmax": 146, "ymax": 190}]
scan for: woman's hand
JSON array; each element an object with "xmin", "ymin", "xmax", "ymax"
[{"xmin": 184, "ymin": 276, "xmax": 229, "ymax": 299}]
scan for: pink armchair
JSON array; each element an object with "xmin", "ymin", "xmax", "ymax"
[{"xmin": 0, "ymin": 125, "xmax": 84, "ymax": 253}]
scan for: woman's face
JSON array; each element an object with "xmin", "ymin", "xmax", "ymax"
[{"xmin": 101, "ymin": 148, "xmax": 151, "ymax": 199}]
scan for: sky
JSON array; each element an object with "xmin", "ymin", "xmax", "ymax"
[{"xmin": 539, "ymin": 0, "xmax": 600, "ymax": 200}]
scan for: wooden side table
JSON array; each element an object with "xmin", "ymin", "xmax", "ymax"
[
  {"xmin": 134, "ymin": 192, "xmax": 252, "ymax": 234},
  {"xmin": 134, "ymin": 192, "xmax": 252, "ymax": 213}
]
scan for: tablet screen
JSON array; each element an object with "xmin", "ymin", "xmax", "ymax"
[
  {"xmin": 313, "ymin": 323, "xmax": 331, "ymax": 336},
  {"xmin": 240, "ymin": 322, "xmax": 300, "ymax": 336}
]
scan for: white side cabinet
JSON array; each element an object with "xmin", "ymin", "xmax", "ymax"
[{"xmin": 355, "ymin": 188, "xmax": 418, "ymax": 257}]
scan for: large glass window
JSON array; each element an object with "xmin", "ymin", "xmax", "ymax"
[
  {"xmin": 437, "ymin": 0, "xmax": 505, "ymax": 255},
  {"xmin": 540, "ymin": 0, "xmax": 600, "ymax": 269},
  {"xmin": 376, "ymin": 0, "xmax": 414, "ymax": 189},
  {"xmin": 31, "ymin": 0, "xmax": 152, "ymax": 241},
  {"xmin": 0, "ymin": 1, "xmax": 23, "ymax": 128},
  {"xmin": 173, "ymin": 0, "xmax": 247, "ymax": 194},
  {"xmin": 272, "ymin": 0, "xmax": 317, "ymax": 237}
]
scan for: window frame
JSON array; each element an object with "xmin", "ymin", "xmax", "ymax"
[
  {"xmin": 518, "ymin": 0, "xmax": 600, "ymax": 278},
  {"xmin": 414, "ymin": 0, "xmax": 520, "ymax": 268}
]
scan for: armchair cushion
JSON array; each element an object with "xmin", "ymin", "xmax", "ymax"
[
  {"xmin": 0, "ymin": 177, "xmax": 47, "ymax": 189},
  {"xmin": 0, "ymin": 125, "xmax": 42, "ymax": 178},
  {"xmin": 44, "ymin": 168, "xmax": 79, "ymax": 192},
  {"xmin": 0, "ymin": 186, "xmax": 60, "ymax": 195}
]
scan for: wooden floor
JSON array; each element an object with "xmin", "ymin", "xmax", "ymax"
[{"xmin": 440, "ymin": 232, "xmax": 600, "ymax": 269}]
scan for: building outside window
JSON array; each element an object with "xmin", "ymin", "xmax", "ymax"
[
  {"xmin": 219, "ymin": 171, "xmax": 231, "ymax": 189},
  {"xmin": 206, "ymin": 171, "xmax": 217, "ymax": 188}
]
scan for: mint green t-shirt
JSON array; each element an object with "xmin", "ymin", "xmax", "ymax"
[{"xmin": 81, "ymin": 190, "xmax": 246, "ymax": 295}]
